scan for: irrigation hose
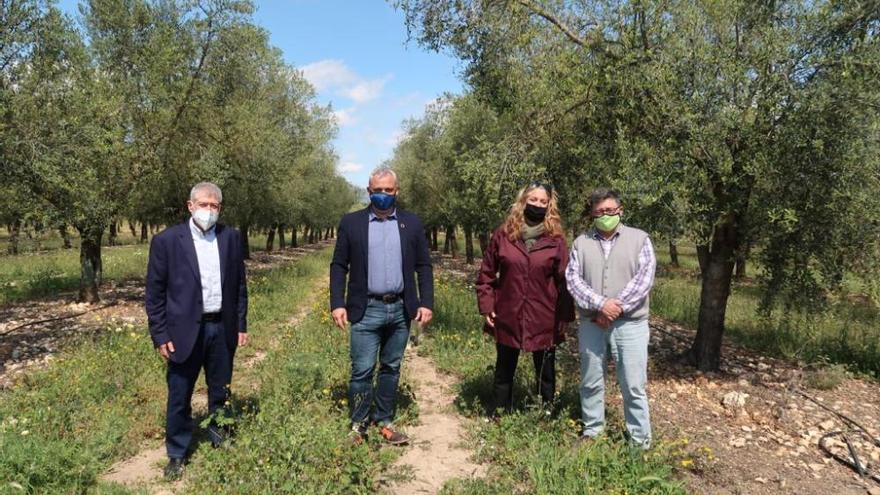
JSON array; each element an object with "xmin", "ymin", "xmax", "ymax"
[{"xmin": 0, "ymin": 301, "xmax": 119, "ymax": 337}]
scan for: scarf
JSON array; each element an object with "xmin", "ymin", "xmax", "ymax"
[{"xmin": 522, "ymin": 222, "xmax": 545, "ymax": 250}]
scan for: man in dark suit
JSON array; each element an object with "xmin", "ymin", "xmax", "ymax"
[
  {"xmin": 146, "ymin": 182, "xmax": 248, "ymax": 479},
  {"xmin": 330, "ymin": 167, "xmax": 434, "ymax": 445}
]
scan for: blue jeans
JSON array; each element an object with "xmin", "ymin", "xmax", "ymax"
[
  {"xmin": 166, "ymin": 321, "xmax": 233, "ymax": 458},
  {"xmin": 578, "ymin": 318, "xmax": 651, "ymax": 448},
  {"xmin": 349, "ymin": 299, "xmax": 410, "ymax": 426}
]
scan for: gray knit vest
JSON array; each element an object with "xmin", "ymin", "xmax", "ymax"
[{"xmin": 573, "ymin": 224, "xmax": 650, "ymax": 321}]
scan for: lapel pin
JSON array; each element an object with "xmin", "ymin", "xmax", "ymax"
[{"xmin": 400, "ymin": 223, "xmax": 406, "ymax": 229}]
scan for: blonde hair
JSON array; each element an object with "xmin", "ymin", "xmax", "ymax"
[{"xmin": 502, "ymin": 185, "xmax": 564, "ymax": 241}]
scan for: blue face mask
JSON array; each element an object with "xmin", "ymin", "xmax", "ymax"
[{"xmin": 369, "ymin": 192, "xmax": 396, "ymax": 210}]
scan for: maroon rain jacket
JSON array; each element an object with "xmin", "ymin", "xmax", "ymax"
[{"xmin": 475, "ymin": 227, "xmax": 575, "ymax": 352}]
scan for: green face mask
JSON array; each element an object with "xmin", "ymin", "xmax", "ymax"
[{"xmin": 594, "ymin": 214, "xmax": 620, "ymax": 232}]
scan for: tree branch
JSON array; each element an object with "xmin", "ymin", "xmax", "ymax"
[{"xmin": 514, "ymin": 0, "xmax": 598, "ymax": 50}]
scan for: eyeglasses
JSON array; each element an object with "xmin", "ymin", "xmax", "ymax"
[
  {"xmin": 528, "ymin": 181, "xmax": 553, "ymax": 195},
  {"xmin": 592, "ymin": 207, "xmax": 620, "ymax": 216}
]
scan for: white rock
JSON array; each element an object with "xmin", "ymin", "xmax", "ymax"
[{"xmin": 722, "ymin": 391, "xmax": 749, "ymax": 409}]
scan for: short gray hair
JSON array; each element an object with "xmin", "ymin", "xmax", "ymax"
[
  {"xmin": 190, "ymin": 182, "xmax": 223, "ymax": 203},
  {"xmin": 368, "ymin": 167, "xmax": 398, "ymax": 188}
]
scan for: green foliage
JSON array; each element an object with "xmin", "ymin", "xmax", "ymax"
[
  {"xmin": 394, "ymin": 0, "xmax": 880, "ymax": 369},
  {"xmin": 0, "ymin": 0, "xmax": 356, "ymax": 301}
]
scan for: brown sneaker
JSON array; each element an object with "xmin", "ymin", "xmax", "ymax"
[
  {"xmin": 379, "ymin": 424, "xmax": 410, "ymax": 445},
  {"xmin": 348, "ymin": 423, "xmax": 367, "ymax": 446}
]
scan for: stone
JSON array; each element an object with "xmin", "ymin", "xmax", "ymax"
[{"xmin": 722, "ymin": 391, "xmax": 749, "ymax": 409}]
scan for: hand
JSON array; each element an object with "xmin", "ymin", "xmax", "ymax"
[
  {"xmin": 238, "ymin": 332, "xmax": 249, "ymax": 347},
  {"xmin": 484, "ymin": 312, "xmax": 497, "ymax": 329},
  {"xmin": 415, "ymin": 307, "xmax": 433, "ymax": 328},
  {"xmin": 331, "ymin": 307, "xmax": 348, "ymax": 330},
  {"xmin": 158, "ymin": 341, "xmax": 175, "ymax": 361},
  {"xmin": 594, "ymin": 314, "xmax": 613, "ymax": 330},
  {"xmin": 600, "ymin": 299, "xmax": 623, "ymax": 321}
]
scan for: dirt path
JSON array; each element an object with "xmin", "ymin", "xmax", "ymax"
[
  {"xmin": 100, "ymin": 246, "xmax": 331, "ymax": 493},
  {"xmin": 385, "ymin": 348, "xmax": 486, "ymax": 494}
]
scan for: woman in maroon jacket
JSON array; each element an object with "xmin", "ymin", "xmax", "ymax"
[{"xmin": 476, "ymin": 182, "xmax": 575, "ymax": 415}]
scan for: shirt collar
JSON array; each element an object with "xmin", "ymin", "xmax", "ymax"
[
  {"xmin": 189, "ymin": 218, "xmax": 216, "ymax": 238},
  {"xmin": 369, "ymin": 208, "xmax": 397, "ymax": 221},
  {"xmin": 589, "ymin": 226, "xmax": 621, "ymax": 241}
]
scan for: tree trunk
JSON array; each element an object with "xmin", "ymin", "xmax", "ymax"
[
  {"xmin": 278, "ymin": 224, "xmax": 285, "ymax": 249},
  {"xmin": 265, "ymin": 225, "xmax": 276, "ymax": 252},
  {"xmin": 77, "ymin": 227, "xmax": 103, "ymax": 303},
  {"xmin": 59, "ymin": 225, "xmax": 72, "ymax": 249},
  {"xmin": 447, "ymin": 225, "xmax": 458, "ymax": 259},
  {"xmin": 443, "ymin": 228, "xmax": 451, "ymax": 254},
  {"xmin": 669, "ymin": 239, "xmax": 680, "ymax": 267},
  {"xmin": 108, "ymin": 221, "xmax": 118, "ymax": 246},
  {"xmin": 241, "ymin": 224, "xmax": 251, "ymax": 260},
  {"xmin": 431, "ymin": 226, "xmax": 439, "ymax": 251},
  {"xmin": 140, "ymin": 223, "xmax": 148, "ymax": 243},
  {"xmin": 478, "ymin": 231, "xmax": 489, "ymax": 258},
  {"xmin": 128, "ymin": 221, "xmax": 137, "ymax": 239},
  {"xmin": 7, "ymin": 219, "xmax": 21, "ymax": 255},
  {"xmin": 734, "ymin": 244, "xmax": 749, "ymax": 280},
  {"xmin": 696, "ymin": 244, "xmax": 710, "ymax": 274},
  {"xmin": 689, "ymin": 221, "xmax": 739, "ymax": 371},
  {"xmin": 464, "ymin": 227, "xmax": 475, "ymax": 264},
  {"xmin": 291, "ymin": 224, "xmax": 298, "ymax": 248}
]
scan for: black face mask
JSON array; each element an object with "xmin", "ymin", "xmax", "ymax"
[{"xmin": 524, "ymin": 204, "xmax": 547, "ymax": 223}]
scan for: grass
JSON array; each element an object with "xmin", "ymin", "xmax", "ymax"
[
  {"xmin": 419, "ymin": 274, "xmax": 685, "ymax": 495},
  {"xmin": 0, "ymin": 248, "xmax": 334, "ymax": 494},
  {"xmin": 652, "ymin": 243, "xmax": 880, "ymax": 379},
  {"xmin": 183, "ymin": 291, "xmax": 415, "ymax": 494},
  {"xmin": 0, "ymin": 229, "xmax": 293, "ymax": 305}
]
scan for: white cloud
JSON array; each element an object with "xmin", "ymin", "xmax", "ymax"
[
  {"xmin": 338, "ymin": 161, "xmax": 364, "ymax": 174},
  {"xmin": 300, "ymin": 59, "xmax": 392, "ymax": 104},
  {"xmin": 333, "ymin": 107, "xmax": 358, "ymax": 127},
  {"xmin": 300, "ymin": 59, "xmax": 357, "ymax": 91},
  {"xmin": 342, "ymin": 75, "xmax": 393, "ymax": 104}
]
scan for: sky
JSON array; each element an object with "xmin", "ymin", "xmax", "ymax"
[{"xmin": 57, "ymin": 0, "xmax": 464, "ymax": 188}]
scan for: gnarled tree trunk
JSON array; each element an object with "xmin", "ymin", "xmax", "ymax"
[{"xmin": 77, "ymin": 226, "xmax": 104, "ymax": 303}]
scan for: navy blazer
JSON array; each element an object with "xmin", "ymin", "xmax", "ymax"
[
  {"xmin": 145, "ymin": 222, "xmax": 248, "ymax": 363},
  {"xmin": 330, "ymin": 207, "xmax": 434, "ymax": 323}
]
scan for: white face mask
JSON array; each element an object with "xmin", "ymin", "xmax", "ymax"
[{"xmin": 192, "ymin": 209, "xmax": 219, "ymax": 231}]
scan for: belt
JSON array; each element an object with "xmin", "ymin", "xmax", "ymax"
[
  {"xmin": 201, "ymin": 312, "xmax": 222, "ymax": 322},
  {"xmin": 368, "ymin": 293, "xmax": 403, "ymax": 304}
]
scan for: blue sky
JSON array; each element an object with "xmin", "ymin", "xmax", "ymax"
[{"xmin": 57, "ymin": 0, "xmax": 463, "ymax": 187}]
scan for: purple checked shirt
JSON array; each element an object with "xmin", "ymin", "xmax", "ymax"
[{"xmin": 565, "ymin": 229, "xmax": 656, "ymax": 313}]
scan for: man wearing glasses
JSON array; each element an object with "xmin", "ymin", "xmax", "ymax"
[
  {"xmin": 146, "ymin": 182, "xmax": 249, "ymax": 479},
  {"xmin": 565, "ymin": 188, "xmax": 656, "ymax": 449}
]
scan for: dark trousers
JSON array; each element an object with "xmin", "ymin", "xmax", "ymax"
[
  {"xmin": 492, "ymin": 342, "xmax": 555, "ymax": 414},
  {"xmin": 166, "ymin": 321, "xmax": 233, "ymax": 459}
]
